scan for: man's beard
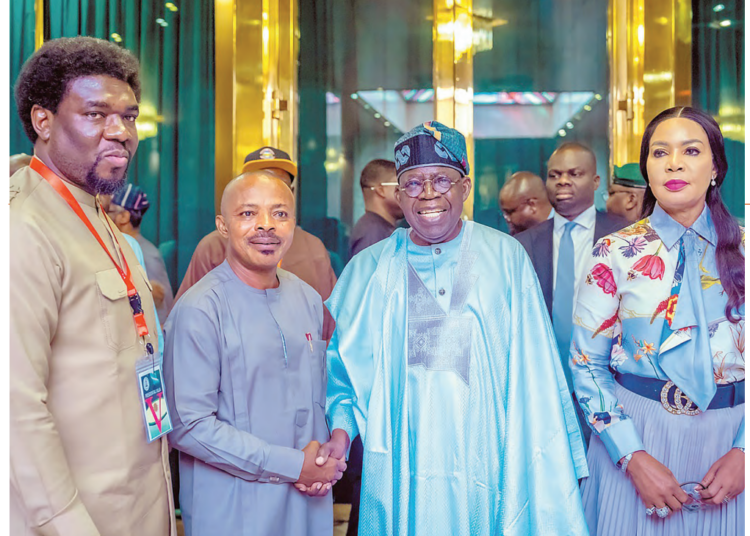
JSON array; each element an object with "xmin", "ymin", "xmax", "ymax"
[{"xmin": 85, "ymin": 153, "xmax": 129, "ymax": 195}]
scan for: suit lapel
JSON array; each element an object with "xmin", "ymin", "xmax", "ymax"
[
  {"xmin": 535, "ymin": 220, "xmax": 554, "ymax": 317},
  {"xmin": 593, "ymin": 211, "xmax": 607, "ymax": 242},
  {"xmin": 594, "ymin": 211, "xmax": 627, "ymax": 242}
]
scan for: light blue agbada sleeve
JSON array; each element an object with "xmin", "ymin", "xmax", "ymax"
[{"xmin": 123, "ymin": 234, "xmax": 164, "ymax": 363}]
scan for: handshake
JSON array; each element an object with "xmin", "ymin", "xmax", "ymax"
[{"xmin": 294, "ymin": 429, "xmax": 350, "ymax": 497}]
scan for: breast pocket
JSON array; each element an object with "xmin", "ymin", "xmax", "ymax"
[
  {"xmin": 95, "ymin": 268, "xmax": 136, "ymax": 351},
  {"xmin": 310, "ymin": 340, "xmax": 328, "ymax": 408}
]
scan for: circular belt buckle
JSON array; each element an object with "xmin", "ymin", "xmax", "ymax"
[{"xmin": 660, "ymin": 381, "xmax": 701, "ymax": 416}]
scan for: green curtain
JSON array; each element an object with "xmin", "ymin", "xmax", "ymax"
[
  {"xmin": 9, "ymin": 0, "xmax": 36, "ymax": 156},
  {"xmin": 298, "ymin": 0, "xmax": 333, "ymax": 243},
  {"xmin": 10, "ymin": 0, "xmax": 216, "ymax": 290},
  {"xmin": 692, "ymin": 0, "xmax": 744, "ymax": 220}
]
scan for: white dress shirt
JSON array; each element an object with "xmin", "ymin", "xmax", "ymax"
[{"xmin": 552, "ymin": 204, "xmax": 596, "ymax": 303}]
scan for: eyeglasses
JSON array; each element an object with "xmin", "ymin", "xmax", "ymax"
[
  {"xmin": 679, "ymin": 481, "xmax": 711, "ymax": 512},
  {"xmin": 395, "ymin": 177, "xmax": 461, "ymax": 198},
  {"xmin": 370, "ymin": 182, "xmax": 400, "ymax": 191}
]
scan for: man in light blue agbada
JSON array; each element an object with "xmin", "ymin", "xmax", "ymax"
[{"xmin": 316, "ymin": 122, "xmax": 590, "ymax": 535}]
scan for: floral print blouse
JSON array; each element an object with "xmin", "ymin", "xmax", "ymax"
[{"xmin": 569, "ymin": 203, "xmax": 745, "ymax": 464}]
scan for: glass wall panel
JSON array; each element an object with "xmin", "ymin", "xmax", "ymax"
[
  {"xmin": 693, "ymin": 0, "xmax": 745, "ymax": 221},
  {"xmin": 298, "ymin": 0, "xmax": 433, "ymax": 265},
  {"xmin": 471, "ymin": 0, "xmax": 610, "ymax": 233}
]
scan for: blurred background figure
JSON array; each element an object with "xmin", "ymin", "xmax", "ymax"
[
  {"xmin": 10, "ymin": 153, "xmax": 32, "ymax": 177},
  {"xmin": 349, "ymin": 159, "xmax": 403, "ymax": 257},
  {"xmin": 109, "ymin": 183, "xmax": 175, "ymax": 323},
  {"xmin": 605, "ymin": 163, "xmax": 646, "ymax": 223},
  {"xmin": 499, "ymin": 171, "xmax": 554, "ymax": 235},
  {"xmin": 515, "ymin": 142, "xmax": 628, "ymax": 448}
]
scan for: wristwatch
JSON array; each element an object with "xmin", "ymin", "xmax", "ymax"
[
  {"xmin": 733, "ymin": 446, "xmax": 745, "ymax": 453},
  {"xmin": 617, "ymin": 453, "xmax": 633, "ymax": 473}
]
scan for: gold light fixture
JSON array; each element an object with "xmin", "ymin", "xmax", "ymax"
[
  {"xmin": 135, "ymin": 103, "xmax": 163, "ymax": 140},
  {"xmin": 431, "ymin": 8, "xmax": 506, "ymax": 58},
  {"xmin": 608, "ymin": 0, "xmax": 691, "ymax": 169},
  {"xmin": 434, "ymin": 0, "xmax": 474, "ymax": 219}
]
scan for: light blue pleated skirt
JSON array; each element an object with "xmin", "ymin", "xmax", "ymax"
[{"xmin": 581, "ymin": 382, "xmax": 744, "ymax": 536}]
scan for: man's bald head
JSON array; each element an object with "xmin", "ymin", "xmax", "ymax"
[
  {"xmin": 220, "ymin": 170, "xmax": 295, "ymax": 219},
  {"xmin": 546, "ymin": 142, "xmax": 600, "ymax": 221},
  {"xmin": 500, "ymin": 171, "xmax": 547, "ymax": 202},
  {"xmin": 216, "ymin": 170, "xmax": 297, "ymax": 281},
  {"xmin": 548, "ymin": 142, "xmax": 597, "ymax": 169},
  {"xmin": 499, "ymin": 171, "xmax": 553, "ymax": 235}
]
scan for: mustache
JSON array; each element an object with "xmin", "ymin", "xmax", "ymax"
[
  {"xmin": 100, "ymin": 143, "xmax": 132, "ymax": 160},
  {"xmin": 247, "ymin": 230, "xmax": 281, "ymax": 243}
]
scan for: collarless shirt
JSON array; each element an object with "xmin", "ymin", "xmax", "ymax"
[
  {"xmin": 552, "ymin": 204, "xmax": 596, "ymax": 301},
  {"xmin": 406, "ymin": 223, "xmax": 465, "ymax": 314}
]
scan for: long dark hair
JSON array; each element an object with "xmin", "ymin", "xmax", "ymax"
[{"xmin": 639, "ymin": 106, "xmax": 744, "ymax": 322}]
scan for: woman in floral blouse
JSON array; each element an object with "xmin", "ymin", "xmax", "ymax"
[{"xmin": 570, "ymin": 107, "xmax": 744, "ymax": 535}]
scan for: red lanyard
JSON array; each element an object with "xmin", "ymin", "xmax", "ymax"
[{"xmin": 30, "ymin": 156, "xmax": 150, "ymax": 338}]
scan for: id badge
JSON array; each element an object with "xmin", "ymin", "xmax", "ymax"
[{"xmin": 136, "ymin": 357, "xmax": 173, "ymax": 442}]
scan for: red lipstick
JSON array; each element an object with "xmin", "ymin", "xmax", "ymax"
[{"xmin": 664, "ymin": 180, "xmax": 688, "ymax": 191}]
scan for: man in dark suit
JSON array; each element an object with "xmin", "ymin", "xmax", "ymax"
[{"xmin": 515, "ymin": 142, "xmax": 628, "ymax": 446}]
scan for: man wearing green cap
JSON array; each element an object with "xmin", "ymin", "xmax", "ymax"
[
  {"xmin": 313, "ymin": 122, "xmax": 588, "ymax": 535},
  {"xmin": 605, "ymin": 163, "xmax": 647, "ymax": 223}
]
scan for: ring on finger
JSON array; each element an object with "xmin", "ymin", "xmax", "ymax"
[
  {"xmin": 656, "ymin": 506, "xmax": 670, "ymax": 518},
  {"xmin": 645, "ymin": 506, "xmax": 656, "ymax": 516},
  {"xmin": 723, "ymin": 495, "xmax": 731, "ymax": 504}
]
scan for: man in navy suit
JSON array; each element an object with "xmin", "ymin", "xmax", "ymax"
[{"xmin": 515, "ymin": 142, "xmax": 628, "ymax": 446}]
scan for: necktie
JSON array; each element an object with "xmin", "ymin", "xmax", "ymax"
[{"xmin": 553, "ymin": 221, "xmax": 577, "ymax": 391}]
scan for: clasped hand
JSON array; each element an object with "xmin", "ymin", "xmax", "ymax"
[
  {"xmin": 294, "ymin": 429, "xmax": 350, "ymax": 497},
  {"xmin": 695, "ymin": 448, "xmax": 745, "ymax": 506},
  {"xmin": 628, "ymin": 448, "xmax": 745, "ymax": 516}
]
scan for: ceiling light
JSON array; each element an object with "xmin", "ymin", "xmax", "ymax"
[
  {"xmin": 165, "ymin": 2, "xmax": 178, "ymax": 12},
  {"xmin": 374, "ymin": 113, "xmax": 381, "ymax": 119},
  {"xmin": 566, "ymin": 122, "xmax": 574, "ymax": 129},
  {"xmin": 558, "ymin": 129, "xmax": 567, "ymax": 137},
  {"xmin": 719, "ymin": 19, "xmax": 731, "ymax": 27},
  {"xmin": 110, "ymin": 33, "xmax": 122, "ymax": 43},
  {"xmin": 713, "ymin": 4, "xmax": 725, "ymax": 12}
]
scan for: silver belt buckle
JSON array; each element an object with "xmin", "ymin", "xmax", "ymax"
[{"xmin": 660, "ymin": 381, "xmax": 701, "ymax": 416}]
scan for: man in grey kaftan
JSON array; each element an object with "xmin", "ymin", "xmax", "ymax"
[{"xmin": 164, "ymin": 171, "xmax": 342, "ymax": 536}]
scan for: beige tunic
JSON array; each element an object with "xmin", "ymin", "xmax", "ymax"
[{"xmin": 10, "ymin": 165, "xmax": 175, "ymax": 536}]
